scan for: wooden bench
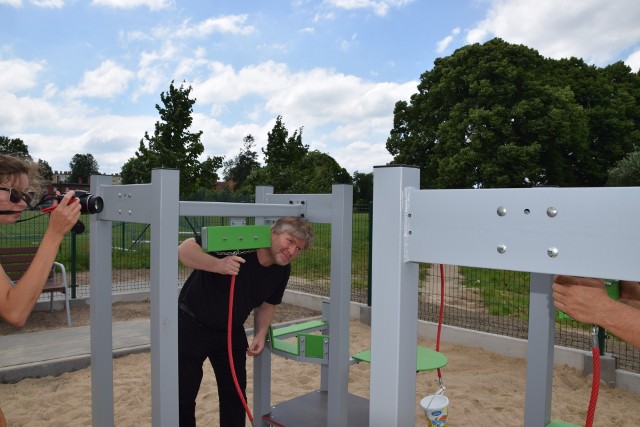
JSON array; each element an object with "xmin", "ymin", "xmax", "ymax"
[{"xmin": 0, "ymin": 246, "xmax": 71, "ymax": 326}]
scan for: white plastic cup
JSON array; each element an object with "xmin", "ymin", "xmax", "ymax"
[{"xmin": 420, "ymin": 394, "xmax": 449, "ymax": 426}]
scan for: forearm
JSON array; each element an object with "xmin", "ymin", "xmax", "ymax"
[
  {"xmin": 178, "ymin": 238, "xmax": 221, "ymax": 272},
  {"xmin": 1, "ymin": 229, "xmax": 64, "ymax": 327},
  {"xmin": 598, "ymin": 300, "xmax": 640, "ymax": 349},
  {"xmin": 254, "ymin": 303, "xmax": 276, "ymax": 340}
]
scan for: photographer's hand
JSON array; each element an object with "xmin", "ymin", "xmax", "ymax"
[{"xmin": 46, "ymin": 191, "xmax": 82, "ymax": 237}]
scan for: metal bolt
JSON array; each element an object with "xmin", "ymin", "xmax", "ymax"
[
  {"xmin": 547, "ymin": 207, "xmax": 558, "ymax": 218},
  {"xmin": 547, "ymin": 247, "xmax": 559, "ymax": 258},
  {"xmin": 497, "ymin": 244, "xmax": 507, "ymax": 254},
  {"xmin": 497, "ymin": 206, "xmax": 507, "ymax": 216},
  {"xmin": 524, "ymin": 209, "xmax": 530, "ymax": 215}
]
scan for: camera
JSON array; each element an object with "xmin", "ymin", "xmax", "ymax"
[{"xmin": 56, "ymin": 190, "xmax": 104, "ymax": 214}]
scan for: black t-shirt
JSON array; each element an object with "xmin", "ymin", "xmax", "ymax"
[{"xmin": 179, "ymin": 238, "xmax": 290, "ymax": 333}]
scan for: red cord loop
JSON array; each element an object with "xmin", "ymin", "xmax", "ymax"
[{"xmin": 227, "ymin": 275, "xmax": 254, "ymax": 423}]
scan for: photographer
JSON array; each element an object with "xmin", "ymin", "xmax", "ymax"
[
  {"xmin": 553, "ymin": 276, "xmax": 640, "ymax": 348},
  {"xmin": 0, "ymin": 154, "xmax": 81, "ymax": 328}
]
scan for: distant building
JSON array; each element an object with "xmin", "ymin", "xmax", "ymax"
[{"xmin": 48, "ymin": 171, "xmax": 121, "ymax": 193}]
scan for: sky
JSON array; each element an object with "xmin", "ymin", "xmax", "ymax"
[{"xmin": 1, "ymin": 0, "xmax": 640, "ymax": 177}]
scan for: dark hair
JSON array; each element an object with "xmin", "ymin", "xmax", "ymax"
[{"xmin": 272, "ymin": 216, "xmax": 314, "ymax": 249}]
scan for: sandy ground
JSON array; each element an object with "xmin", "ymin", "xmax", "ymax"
[{"xmin": 1, "ymin": 301, "xmax": 640, "ymax": 426}]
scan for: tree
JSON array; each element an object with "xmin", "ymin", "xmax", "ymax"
[
  {"xmin": 222, "ymin": 134, "xmax": 261, "ymax": 193},
  {"xmin": 38, "ymin": 159, "xmax": 53, "ymax": 181},
  {"xmin": 607, "ymin": 149, "xmax": 640, "ymax": 186},
  {"xmin": 249, "ymin": 116, "xmax": 309, "ymax": 193},
  {"xmin": 120, "ymin": 81, "xmax": 223, "ymax": 198},
  {"xmin": 352, "ymin": 171, "xmax": 373, "ymax": 204},
  {"xmin": 291, "ymin": 150, "xmax": 352, "ymax": 193},
  {"xmin": 0, "ymin": 136, "xmax": 31, "ymax": 158},
  {"xmin": 386, "ymin": 38, "xmax": 640, "ymax": 189},
  {"xmin": 69, "ymin": 153, "xmax": 99, "ymax": 183}
]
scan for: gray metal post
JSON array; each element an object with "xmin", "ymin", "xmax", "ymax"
[
  {"xmin": 149, "ymin": 169, "xmax": 180, "ymax": 426},
  {"xmin": 327, "ymin": 184, "xmax": 353, "ymax": 427},
  {"xmin": 369, "ymin": 165, "xmax": 420, "ymax": 427},
  {"xmin": 89, "ymin": 174, "xmax": 115, "ymax": 427},
  {"xmin": 524, "ymin": 272, "xmax": 555, "ymax": 426},
  {"xmin": 253, "ymin": 185, "xmax": 274, "ymax": 427}
]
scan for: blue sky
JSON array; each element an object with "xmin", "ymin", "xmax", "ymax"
[{"xmin": 1, "ymin": 0, "xmax": 640, "ymax": 176}]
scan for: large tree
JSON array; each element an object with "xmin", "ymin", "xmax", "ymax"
[
  {"xmin": 352, "ymin": 171, "xmax": 373, "ymax": 204},
  {"xmin": 222, "ymin": 134, "xmax": 261, "ymax": 194},
  {"xmin": 69, "ymin": 153, "xmax": 99, "ymax": 183},
  {"xmin": 248, "ymin": 116, "xmax": 309, "ymax": 193},
  {"xmin": 121, "ymin": 81, "xmax": 223, "ymax": 198},
  {"xmin": 0, "ymin": 136, "xmax": 31, "ymax": 158},
  {"xmin": 387, "ymin": 38, "xmax": 640, "ymax": 189}
]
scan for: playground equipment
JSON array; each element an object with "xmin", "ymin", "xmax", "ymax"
[
  {"xmin": 87, "ymin": 169, "xmax": 356, "ymax": 426},
  {"xmin": 369, "ymin": 165, "xmax": 640, "ymax": 426}
]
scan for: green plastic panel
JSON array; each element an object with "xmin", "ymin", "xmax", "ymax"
[
  {"xmin": 547, "ymin": 419, "xmax": 579, "ymax": 427},
  {"xmin": 352, "ymin": 346, "xmax": 448, "ymax": 372},
  {"xmin": 201, "ymin": 225, "xmax": 272, "ymax": 252}
]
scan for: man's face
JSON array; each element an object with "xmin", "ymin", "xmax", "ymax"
[{"xmin": 270, "ymin": 231, "xmax": 305, "ymax": 266}]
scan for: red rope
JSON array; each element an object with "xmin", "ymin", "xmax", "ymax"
[
  {"xmin": 227, "ymin": 275, "xmax": 254, "ymax": 423},
  {"xmin": 436, "ymin": 264, "xmax": 445, "ymax": 379},
  {"xmin": 586, "ymin": 346, "xmax": 600, "ymax": 427}
]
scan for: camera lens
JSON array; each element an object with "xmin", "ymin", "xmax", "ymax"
[{"xmin": 86, "ymin": 195, "xmax": 104, "ymax": 214}]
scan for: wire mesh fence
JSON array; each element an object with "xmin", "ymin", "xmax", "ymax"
[{"xmin": 3, "ymin": 204, "xmax": 639, "ymax": 374}]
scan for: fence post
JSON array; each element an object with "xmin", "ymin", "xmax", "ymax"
[
  {"xmin": 367, "ymin": 201, "xmax": 373, "ymax": 307},
  {"xmin": 70, "ymin": 231, "xmax": 77, "ymax": 299}
]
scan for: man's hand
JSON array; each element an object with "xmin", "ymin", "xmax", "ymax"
[
  {"xmin": 247, "ymin": 335, "xmax": 266, "ymax": 357},
  {"xmin": 552, "ymin": 275, "xmax": 609, "ymax": 324}
]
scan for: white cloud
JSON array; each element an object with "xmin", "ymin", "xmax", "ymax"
[
  {"xmin": 31, "ymin": 0, "xmax": 64, "ymax": 7},
  {"xmin": 90, "ymin": 0, "xmax": 170, "ymax": 11},
  {"xmin": 0, "ymin": 0, "xmax": 22, "ymax": 6},
  {"xmin": 436, "ymin": 27, "xmax": 461, "ymax": 54},
  {"xmin": 466, "ymin": 0, "xmax": 640, "ymax": 65},
  {"xmin": 626, "ymin": 49, "xmax": 640, "ymax": 73},
  {"xmin": 325, "ymin": 0, "xmax": 414, "ymax": 17},
  {"xmin": 189, "ymin": 60, "xmax": 416, "ymax": 173},
  {"xmin": 67, "ymin": 60, "xmax": 134, "ymax": 99},
  {"xmin": 0, "ymin": 58, "xmax": 45, "ymax": 91},
  {"xmin": 174, "ymin": 15, "xmax": 256, "ymax": 38}
]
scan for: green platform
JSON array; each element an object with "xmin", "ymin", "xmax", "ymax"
[{"xmin": 351, "ymin": 346, "xmax": 448, "ymax": 372}]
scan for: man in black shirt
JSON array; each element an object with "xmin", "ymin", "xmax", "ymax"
[{"xmin": 177, "ymin": 216, "xmax": 313, "ymax": 426}]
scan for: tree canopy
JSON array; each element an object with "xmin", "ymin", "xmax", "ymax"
[
  {"xmin": 607, "ymin": 149, "xmax": 640, "ymax": 186},
  {"xmin": 120, "ymin": 81, "xmax": 223, "ymax": 198},
  {"xmin": 0, "ymin": 136, "xmax": 31, "ymax": 159},
  {"xmin": 222, "ymin": 134, "xmax": 261, "ymax": 194},
  {"xmin": 69, "ymin": 153, "xmax": 99, "ymax": 183},
  {"xmin": 242, "ymin": 115, "xmax": 351, "ymax": 194},
  {"xmin": 386, "ymin": 38, "xmax": 640, "ymax": 189}
]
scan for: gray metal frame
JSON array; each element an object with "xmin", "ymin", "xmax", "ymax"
[
  {"xmin": 89, "ymin": 170, "xmax": 355, "ymax": 427},
  {"xmin": 369, "ymin": 165, "xmax": 640, "ymax": 426}
]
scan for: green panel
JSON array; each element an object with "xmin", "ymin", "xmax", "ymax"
[
  {"xmin": 201, "ymin": 225, "xmax": 271, "ymax": 252},
  {"xmin": 272, "ymin": 320, "xmax": 328, "ymax": 338},
  {"xmin": 299, "ymin": 334, "xmax": 329, "ymax": 359}
]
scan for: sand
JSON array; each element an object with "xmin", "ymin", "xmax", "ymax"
[{"xmin": 1, "ymin": 319, "xmax": 640, "ymax": 426}]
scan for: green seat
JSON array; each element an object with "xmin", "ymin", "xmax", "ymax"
[{"xmin": 351, "ymin": 346, "xmax": 448, "ymax": 372}]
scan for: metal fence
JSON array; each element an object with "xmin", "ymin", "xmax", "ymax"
[{"xmin": 3, "ymin": 205, "xmax": 639, "ymax": 373}]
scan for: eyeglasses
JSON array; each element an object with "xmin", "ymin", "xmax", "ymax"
[{"xmin": 0, "ymin": 187, "xmax": 37, "ymax": 209}]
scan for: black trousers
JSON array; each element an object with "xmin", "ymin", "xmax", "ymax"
[{"xmin": 178, "ymin": 309, "xmax": 248, "ymax": 427}]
